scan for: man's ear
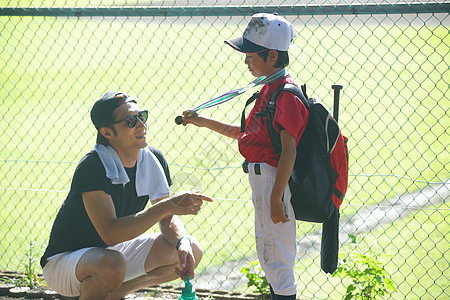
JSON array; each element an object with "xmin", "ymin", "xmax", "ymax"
[{"xmin": 99, "ymin": 127, "xmax": 113, "ymax": 140}]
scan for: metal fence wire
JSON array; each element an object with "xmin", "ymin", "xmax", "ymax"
[{"xmin": 0, "ymin": 1, "xmax": 449, "ymax": 299}]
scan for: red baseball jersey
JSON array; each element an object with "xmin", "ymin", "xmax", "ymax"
[{"xmin": 239, "ymin": 76, "xmax": 309, "ymax": 167}]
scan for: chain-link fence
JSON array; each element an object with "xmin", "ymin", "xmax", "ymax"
[{"xmin": 1, "ymin": 1, "xmax": 448, "ymax": 299}]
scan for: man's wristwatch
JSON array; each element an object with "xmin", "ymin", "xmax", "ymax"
[{"xmin": 176, "ymin": 236, "xmax": 192, "ymax": 250}]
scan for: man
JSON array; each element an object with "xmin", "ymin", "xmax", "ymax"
[{"xmin": 40, "ymin": 91, "xmax": 213, "ymax": 300}]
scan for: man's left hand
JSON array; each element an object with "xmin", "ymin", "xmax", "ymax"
[{"xmin": 174, "ymin": 237, "xmax": 195, "ymax": 280}]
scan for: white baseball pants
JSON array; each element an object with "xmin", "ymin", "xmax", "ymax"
[{"xmin": 247, "ymin": 162, "xmax": 297, "ymax": 296}]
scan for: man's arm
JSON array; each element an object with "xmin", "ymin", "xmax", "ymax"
[
  {"xmin": 155, "ymin": 195, "xmax": 196, "ymax": 278},
  {"xmin": 156, "ymin": 196, "xmax": 187, "ymax": 247},
  {"xmin": 82, "ymin": 190, "xmax": 212, "ymax": 246}
]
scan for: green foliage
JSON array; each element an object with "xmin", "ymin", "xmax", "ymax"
[
  {"xmin": 21, "ymin": 241, "xmax": 45, "ymax": 289},
  {"xmin": 240, "ymin": 260, "xmax": 270, "ymax": 298},
  {"xmin": 0, "ymin": 240, "xmax": 45, "ymax": 289},
  {"xmin": 333, "ymin": 234, "xmax": 397, "ymax": 300}
]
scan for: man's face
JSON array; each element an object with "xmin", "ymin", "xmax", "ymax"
[{"xmin": 109, "ymin": 101, "xmax": 148, "ymax": 151}]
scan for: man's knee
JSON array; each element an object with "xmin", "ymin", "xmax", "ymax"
[
  {"xmin": 98, "ymin": 250, "xmax": 127, "ymax": 282},
  {"xmin": 78, "ymin": 248, "xmax": 127, "ymax": 289}
]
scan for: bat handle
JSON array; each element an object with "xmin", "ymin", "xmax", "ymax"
[
  {"xmin": 332, "ymin": 85, "xmax": 343, "ymax": 123},
  {"xmin": 175, "ymin": 115, "xmax": 183, "ymax": 125}
]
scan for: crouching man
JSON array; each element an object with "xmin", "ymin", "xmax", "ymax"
[{"xmin": 40, "ymin": 91, "xmax": 213, "ymax": 300}]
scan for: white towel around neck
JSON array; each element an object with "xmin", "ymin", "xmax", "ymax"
[{"xmin": 95, "ymin": 144, "xmax": 169, "ymax": 200}]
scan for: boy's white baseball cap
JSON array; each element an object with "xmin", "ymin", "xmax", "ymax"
[{"xmin": 225, "ymin": 13, "xmax": 296, "ymax": 53}]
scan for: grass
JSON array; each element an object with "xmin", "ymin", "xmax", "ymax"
[
  {"xmin": 0, "ymin": 13, "xmax": 448, "ymax": 297},
  {"xmin": 284, "ymin": 203, "xmax": 449, "ymax": 299}
]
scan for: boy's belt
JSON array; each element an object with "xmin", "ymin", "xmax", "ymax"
[{"xmin": 242, "ymin": 160, "xmax": 261, "ymax": 175}]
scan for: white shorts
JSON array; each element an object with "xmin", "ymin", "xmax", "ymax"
[
  {"xmin": 42, "ymin": 232, "xmax": 159, "ymax": 297},
  {"xmin": 247, "ymin": 162, "xmax": 297, "ymax": 296}
]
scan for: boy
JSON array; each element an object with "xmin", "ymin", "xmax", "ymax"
[{"xmin": 181, "ymin": 13, "xmax": 307, "ymax": 299}]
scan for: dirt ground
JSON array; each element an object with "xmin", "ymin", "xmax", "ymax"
[
  {"xmin": 0, "ymin": 289, "xmax": 181, "ymax": 299},
  {"xmin": 0, "ymin": 283, "xmax": 262, "ymax": 300},
  {"xmin": 0, "ymin": 270, "xmax": 262, "ymax": 300},
  {"xmin": 0, "ymin": 290, "xmax": 261, "ymax": 300}
]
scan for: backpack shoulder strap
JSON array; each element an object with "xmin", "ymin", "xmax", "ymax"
[
  {"xmin": 271, "ymin": 83, "xmax": 310, "ymax": 109},
  {"xmin": 240, "ymin": 92, "xmax": 260, "ymax": 133},
  {"xmin": 266, "ymin": 83, "xmax": 310, "ymax": 156},
  {"xmin": 301, "ymin": 83, "xmax": 308, "ymax": 100}
]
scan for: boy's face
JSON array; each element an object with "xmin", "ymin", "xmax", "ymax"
[{"xmin": 244, "ymin": 51, "xmax": 277, "ymax": 78}]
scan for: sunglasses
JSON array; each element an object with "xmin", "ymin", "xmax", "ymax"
[{"xmin": 112, "ymin": 110, "xmax": 148, "ymax": 128}]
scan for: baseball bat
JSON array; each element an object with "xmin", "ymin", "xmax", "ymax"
[{"xmin": 331, "ymin": 85, "xmax": 343, "ymax": 123}]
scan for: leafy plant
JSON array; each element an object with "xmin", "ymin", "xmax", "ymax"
[
  {"xmin": 0, "ymin": 241, "xmax": 46, "ymax": 289},
  {"xmin": 20, "ymin": 240, "xmax": 45, "ymax": 289},
  {"xmin": 333, "ymin": 234, "xmax": 397, "ymax": 300},
  {"xmin": 240, "ymin": 260, "xmax": 270, "ymax": 299},
  {"xmin": 146, "ymin": 288, "xmax": 162, "ymax": 298}
]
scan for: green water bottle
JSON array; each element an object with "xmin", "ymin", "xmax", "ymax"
[{"xmin": 178, "ymin": 276, "xmax": 199, "ymax": 300}]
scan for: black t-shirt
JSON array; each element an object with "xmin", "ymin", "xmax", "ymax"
[{"xmin": 40, "ymin": 147, "xmax": 172, "ymax": 268}]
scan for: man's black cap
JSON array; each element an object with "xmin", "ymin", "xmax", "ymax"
[{"xmin": 90, "ymin": 91, "xmax": 138, "ymax": 130}]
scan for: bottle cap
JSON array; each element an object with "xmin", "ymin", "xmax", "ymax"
[{"xmin": 179, "ymin": 276, "xmax": 198, "ymax": 300}]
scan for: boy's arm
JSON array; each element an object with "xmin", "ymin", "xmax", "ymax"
[
  {"xmin": 270, "ymin": 129, "xmax": 297, "ymax": 224},
  {"xmin": 181, "ymin": 112, "xmax": 242, "ymax": 139}
]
